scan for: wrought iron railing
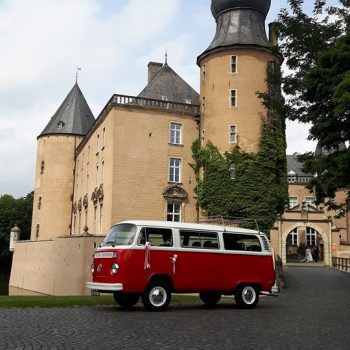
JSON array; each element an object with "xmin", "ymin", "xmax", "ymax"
[{"xmin": 332, "ymin": 257, "xmax": 350, "ymax": 272}]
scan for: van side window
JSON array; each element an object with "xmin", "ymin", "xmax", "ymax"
[
  {"xmin": 223, "ymin": 233, "xmax": 261, "ymax": 252},
  {"xmin": 138, "ymin": 227, "xmax": 173, "ymax": 247},
  {"xmin": 180, "ymin": 230, "xmax": 219, "ymax": 249}
]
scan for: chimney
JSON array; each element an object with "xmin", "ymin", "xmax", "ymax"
[
  {"xmin": 148, "ymin": 62, "xmax": 163, "ymax": 83},
  {"xmin": 269, "ymin": 22, "xmax": 279, "ymax": 46}
]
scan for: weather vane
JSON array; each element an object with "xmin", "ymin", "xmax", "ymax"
[{"xmin": 76, "ymin": 66, "xmax": 82, "ymax": 83}]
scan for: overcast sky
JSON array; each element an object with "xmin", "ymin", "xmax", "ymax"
[{"xmin": 0, "ymin": 0, "xmax": 338, "ymax": 197}]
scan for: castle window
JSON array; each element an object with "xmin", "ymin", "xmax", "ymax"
[
  {"xmin": 170, "ymin": 122, "xmax": 182, "ymax": 145},
  {"xmin": 167, "ymin": 203, "xmax": 181, "ymax": 222},
  {"xmin": 96, "ymin": 165, "xmax": 99, "ymax": 186},
  {"xmin": 38, "ymin": 196, "xmax": 42, "ymax": 210},
  {"xmin": 169, "ymin": 158, "xmax": 181, "ymax": 183},
  {"xmin": 289, "ymin": 197, "xmax": 298, "ymax": 209},
  {"xmin": 36, "ymin": 224, "xmax": 40, "ymax": 239},
  {"xmin": 229, "ymin": 163, "xmax": 236, "ymax": 180},
  {"xmin": 229, "ymin": 125, "xmax": 237, "ymax": 143},
  {"xmin": 231, "ymin": 56, "xmax": 237, "ymax": 73},
  {"xmin": 306, "ymin": 227, "xmax": 316, "ymax": 246},
  {"xmin": 99, "ymin": 204, "xmax": 103, "ymax": 233},
  {"xmin": 305, "ymin": 196, "xmax": 316, "ymax": 208},
  {"xmin": 102, "ymin": 127, "xmax": 106, "ymax": 150},
  {"xmin": 290, "ymin": 228, "xmax": 298, "ymax": 245},
  {"xmin": 96, "ymin": 134, "xmax": 100, "ymax": 154},
  {"xmin": 40, "ymin": 160, "xmax": 45, "ymax": 175},
  {"xmin": 230, "ymin": 90, "xmax": 237, "ymax": 107}
]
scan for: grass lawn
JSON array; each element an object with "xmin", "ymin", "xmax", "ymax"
[{"xmin": 0, "ymin": 294, "xmax": 201, "ymax": 308}]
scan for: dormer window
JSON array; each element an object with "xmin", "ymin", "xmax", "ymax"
[
  {"xmin": 57, "ymin": 121, "xmax": 65, "ymax": 129},
  {"xmin": 185, "ymin": 99, "xmax": 192, "ymax": 104},
  {"xmin": 288, "ymin": 171, "xmax": 296, "ymax": 183},
  {"xmin": 162, "ymin": 96, "xmax": 168, "ymax": 101}
]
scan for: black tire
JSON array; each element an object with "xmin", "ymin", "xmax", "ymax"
[
  {"xmin": 199, "ymin": 292, "xmax": 221, "ymax": 306},
  {"xmin": 141, "ymin": 280, "xmax": 171, "ymax": 312},
  {"xmin": 113, "ymin": 292, "xmax": 140, "ymax": 308},
  {"xmin": 235, "ymin": 284, "xmax": 259, "ymax": 309}
]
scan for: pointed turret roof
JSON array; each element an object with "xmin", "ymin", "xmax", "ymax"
[
  {"xmin": 138, "ymin": 63, "xmax": 199, "ymax": 105},
  {"xmin": 39, "ymin": 83, "xmax": 95, "ymax": 138}
]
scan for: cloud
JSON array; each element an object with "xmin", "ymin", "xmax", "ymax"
[
  {"xmin": 0, "ymin": 0, "xmax": 182, "ymax": 197},
  {"xmin": 0, "ymin": 0, "xmax": 324, "ymax": 197}
]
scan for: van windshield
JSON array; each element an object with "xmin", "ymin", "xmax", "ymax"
[{"xmin": 102, "ymin": 224, "xmax": 137, "ymax": 247}]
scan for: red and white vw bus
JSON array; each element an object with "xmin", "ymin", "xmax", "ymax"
[{"xmin": 87, "ymin": 220, "xmax": 277, "ymax": 311}]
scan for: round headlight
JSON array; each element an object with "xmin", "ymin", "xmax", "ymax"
[
  {"xmin": 111, "ymin": 263, "xmax": 119, "ymax": 275},
  {"xmin": 91, "ymin": 263, "xmax": 94, "ymax": 274}
]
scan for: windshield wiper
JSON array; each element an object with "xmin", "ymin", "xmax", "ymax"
[{"xmin": 103, "ymin": 241, "xmax": 115, "ymax": 247}]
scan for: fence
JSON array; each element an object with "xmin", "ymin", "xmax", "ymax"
[{"xmin": 332, "ymin": 257, "xmax": 350, "ymax": 272}]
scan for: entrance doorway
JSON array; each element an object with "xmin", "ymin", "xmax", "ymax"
[{"xmin": 286, "ymin": 226, "xmax": 324, "ymax": 263}]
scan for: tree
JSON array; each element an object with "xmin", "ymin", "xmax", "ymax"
[
  {"xmin": 277, "ymin": 0, "xmax": 350, "ymax": 209},
  {"xmin": 0, "ymin": 192, "xmax": 33, "ymax": 257}
]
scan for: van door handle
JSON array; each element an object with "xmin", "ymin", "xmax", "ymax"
[{"xmin": 170, "ymin": 254, "xmax": 178, "ymax": 274}]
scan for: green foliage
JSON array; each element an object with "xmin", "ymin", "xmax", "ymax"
[
  {"xmin": 0, "ymin": 192, "xmax": 33, "ymax": 257},
  {"xmin": 276, "ymin": 0, "xmax": 349, "ymax": 121},
  {"xmin": 277, "ymin": 1, "xmax": 350, "ymax": 209},
  {"xmin": 191, "ymin": 62, "xmax": 288, "ymax": 234}
]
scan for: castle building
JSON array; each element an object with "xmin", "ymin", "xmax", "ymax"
[{"xmin": 9, "ymin": 0, "xmax": 350, "ymax": 295}]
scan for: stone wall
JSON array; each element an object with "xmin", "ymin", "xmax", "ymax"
[{"xmin": 9, "ymin": 235, "xmax": 104, "ymax": 296}]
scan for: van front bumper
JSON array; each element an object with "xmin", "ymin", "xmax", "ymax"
[{"xmin": 86, "ymin": 282, "xmax": 123, "ymax": 292}]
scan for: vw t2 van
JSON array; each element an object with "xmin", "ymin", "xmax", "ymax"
[{"xmin": 87, "ymin": 220, "xmax": 277, "ymax": 311}]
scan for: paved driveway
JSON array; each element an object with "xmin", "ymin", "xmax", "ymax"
[{"xmin": 1, "ymin": 266, "xmax": 350, "ymax": 349}]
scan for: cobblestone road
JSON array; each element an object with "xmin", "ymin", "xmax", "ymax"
[{"xmin": 1, "ymin": 266, "xmax": 350, "ymax": 349}]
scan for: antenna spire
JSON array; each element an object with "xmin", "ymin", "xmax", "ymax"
[
  {"xmin": 165, "ymin": 50, "xmax": 168, "ymax": 65},
  {"xmin": 76, "ymin": 66, "xmax": 82, "ymax": 83}
]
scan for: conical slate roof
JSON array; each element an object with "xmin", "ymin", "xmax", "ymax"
[
  {"xmin": 138, "ymin": 63, "xmax": 199, "ymax": 105},
  {"xmin": 39, "ymin": 83, "xmax": 95, "ymax": 137}
]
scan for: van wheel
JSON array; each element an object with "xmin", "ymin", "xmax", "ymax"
[
  {"xmin": 113, "ymin": 292, "xmax": 140, "ymax": 308},
  {"xmin": 235, "ymin": 284, "xmax": 259, "ymax": 309},
  {"xmin": 199, "ymin": 292, "xmax": 221, "ymax": 306},
  {"xmin": 142, "ymin": 280, "xmax": 171, "ymax": 312}
]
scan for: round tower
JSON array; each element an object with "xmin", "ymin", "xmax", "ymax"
[
  {"xmin": 198, "ymin": 0, "xmax": 280, "ymax": 153},
  {"xmin": 31, "ymin": 83, "xmax": 95, "ymax": 240}
]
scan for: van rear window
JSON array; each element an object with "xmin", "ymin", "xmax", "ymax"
[
  {"xmin": 223, "ymin": 233, "xmax": 261, "ymax": 252},
  {"xmin": 180, "ymin": 230, "xmax": 219, "ymax": 249}
]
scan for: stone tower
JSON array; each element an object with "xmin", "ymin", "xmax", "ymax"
[
  {"xmin": 31, "ymin": 83, "xmax": 95, "ymax": 240},
  {"xmin": 198, "ymin": 0, "xmax": 279, "ymax": 153}
]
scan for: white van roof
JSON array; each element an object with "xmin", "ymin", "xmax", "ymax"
[{"xmin": 115, "ymin": 220, "xmax": 263, "ymax": 235}]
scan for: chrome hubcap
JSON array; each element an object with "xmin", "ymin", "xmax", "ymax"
[
  {"xmin": 242, "ymin": 286, "xmax": 256, "ymax": 304},
  {"xmin": 149, "ymin": 286, "xmax": 167, "ymax": 307}
]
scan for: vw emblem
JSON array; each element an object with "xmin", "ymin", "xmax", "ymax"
[{"xmin": 97, "ymin": 263, "xmax": 102, "ymax": 272}]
